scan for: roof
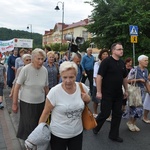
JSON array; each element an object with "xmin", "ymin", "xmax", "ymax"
[{"xmin": 63, "ymin": 19, "xmax": 88, "ymax": 30}]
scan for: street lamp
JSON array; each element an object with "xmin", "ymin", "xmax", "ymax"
[
  {"xmin": 27, "ymin": 24, "xmax": 32, "ymax": 39},
  {"xmin": 55, "ymin": 1, "xmax": 64, "ymax": 51}
]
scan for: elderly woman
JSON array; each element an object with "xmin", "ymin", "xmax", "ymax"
[
  {"xmin": 127, "ymin": 55, "xmax": 149, "ymax": 132},
  {"xmin": 9, "ymin": 54, "xmax": 32, "ymax": 98},
  {"xmin": 12, "ymin": 48, "xmax": 49, "ymax": 140},
  {"xmin": 43, "ymin": 51, "xmax": 59, "ymax": 89},
  {"xmin": 39, "ymin": 61, "xmax": 90, "ymax": 150}
]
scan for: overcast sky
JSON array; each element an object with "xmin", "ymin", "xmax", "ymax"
[{"xmin": 0, "ymin": 0, "xmax": 93, "ymax": 35}]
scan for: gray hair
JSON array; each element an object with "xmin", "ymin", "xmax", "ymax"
[
  {"xmin": 138, "ymin": 55, "xmax": 148, "ymax": 62},
  {"xmin": 22, "ymin": 54, "xmax": 31, "ymax": 60},
  {"xmin": 71, "ymin": 52, "xmax": 82, "ymax": 60},
  {"xmin": 86, "ymin": 47, "xmax": 92, "ymax": 52},
  {"xmin": 32, "ymin": 48, "xmax": 46, "ymax": 60},
  {"xmin": 59, "ymin": 61, "xmax": 78, "ymax": 75}
]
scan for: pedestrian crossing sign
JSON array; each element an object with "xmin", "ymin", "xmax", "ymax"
[{"xmin": 129, "ymin": 25, "xmax": 138, "ymax": 36}]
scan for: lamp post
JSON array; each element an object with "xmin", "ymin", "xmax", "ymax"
[
  {"xmin": 55, "ymin": 1, "xmax": 64, "ymax": 51},
  {"xmin": 27, "ymin": 24, "xmax": 32, "ymax": 39}
]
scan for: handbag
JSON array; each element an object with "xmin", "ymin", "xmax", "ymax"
[
  {"xmin": 79, "ymin": 82, "xmax": 97, "ymax": 130},
  {"xmin": 128, "ymin": 84, "xmax": 142, "ymax": 107},
  {"xmin": 127, "ymin": 67, "xmax": 142, "ymax": 107}
]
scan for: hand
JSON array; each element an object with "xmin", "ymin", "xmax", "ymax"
[
  {"xmin": 12, "ymin": 103, "xmax": 18, "ymax": 113},
  {"xmin": 81, "ymin": 92, "xmax": 90, "ymax": 103},
  {"xmin": 96, "ymin": 91, "xmax": 102, "ymax": 100},
  {"xmin": 123, "ymin": 91, "xmax": 128, "ymax": 99},
  {"xmin": 139, "ymin": 79, "xmax": 145, "ymax": 83}
]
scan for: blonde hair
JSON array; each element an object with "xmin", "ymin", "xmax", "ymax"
[
  {"xmin": 32, "ymin": 48, "xmax": 46, "ymax": 60},
  {"xmin": 22, "ymin": 54, "xmax": 31, "ymax": 60},
  {"xmin": 47, "ymin": 51, "xmax": 55, "ymax": 57},
  {"xmin": 59, "ymin": 61, "xmax": 78, "ymax": 75}
]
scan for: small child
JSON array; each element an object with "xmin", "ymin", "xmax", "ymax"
[{"xmin": 0, "ymin": 62, "xmax": 6, "ymax": 109}]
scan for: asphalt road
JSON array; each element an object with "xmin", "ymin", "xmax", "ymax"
[{"xmin": 4, "ymin": 85, "xmax": 150, "ymax": 150}]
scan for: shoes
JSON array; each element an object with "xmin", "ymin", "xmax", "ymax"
[
  {"xmin": 93, "ymin": 128, "xmax": 98, "ymax": 135},
  {"xmin": 126, "ymin": 122, "xmax": 136, "ymax": 132},
  {"xmin": 142, "ymin": 118, "xmax": 150, "ymax": 124},
  {"xmin": 134, "ymin": 125, "xmax": 140, "ymax": 132},
  {"xmin": 0, "ymin": 103, "xmax": 4, "ymax": 109},
  {"xmin": 93, "ymin": 113, "xmax": 98, "ymax": 118},
  {"xmin": 106, "ymin": 117, "xmax": 111, "ymax": 122},
  {"xmin": 109, "ymin": 136, "xmax": 123, "ymax": 143}
]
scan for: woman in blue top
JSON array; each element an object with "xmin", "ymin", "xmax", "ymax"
[{"xmin": 127, "ymin": 55, "xmax": 149, "ymax": 132}]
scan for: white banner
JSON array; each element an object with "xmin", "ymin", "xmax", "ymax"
[
  {"xmin": 14, "ymin": 38, "xmax": 33, "ymax": 48},
  {"xmin": 0, "ymin": 39, "xmax": 14, "ymax": 53}
]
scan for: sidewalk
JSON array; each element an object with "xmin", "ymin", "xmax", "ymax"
[{"xmin": 0, "ymin": 88, "xmax": 22, "ymax": 150}]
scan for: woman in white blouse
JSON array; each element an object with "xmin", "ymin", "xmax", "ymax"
[{"xmin": 39, "ymin": 61, "xmax": 90, "ymax": 150}]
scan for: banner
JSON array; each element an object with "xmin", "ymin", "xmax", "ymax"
[
  {"xmin": 14, "ymin": 38, "xmax": 33, "ymax": 48},
  {"xmin": 0, "ymin": 39, "xmax": 14, "ymax": 53}
]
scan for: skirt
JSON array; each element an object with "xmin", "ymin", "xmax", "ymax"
[
  {"xmin": 17, "ymin": 100, "xmax": 45, "ymax": 140},
  {"xmin": 143, "ymin": 93, "xmax": 150, "ymax": 111}
]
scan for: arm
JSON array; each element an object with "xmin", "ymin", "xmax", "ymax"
[
  {"xmin": 44, "ymin": 86, "xmax": 49, "ymax": 95},
  {"xmin": 96, "ymin": 74, "xmax": 103, "ymax": 99},
  {"xmin": 12, "ymin": 83, "xmax": 21, "ymax": 113},
  {"xmin": 3, "ymin": 67, "xmax": 6, "ymax": 87},
  {"xmin": 39, "ymin": 98, "xmax": 54, "ymax": 123},
  {"xmin": 123, "ymin": 77, "xmax": 128, "ymax": 99}
]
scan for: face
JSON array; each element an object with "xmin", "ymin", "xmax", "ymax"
[
  {"xmin": 47, "ymin": 54, "xmax": 55, "ymax": 63},
  {"xmin": 87, "ymin": 49, "xmax": 92, "ymax": 55},
  {"xmin": 139, "ymin": 58, "xmax": 149, "ymax": 68},
  {"xmin": 73, "ymin": 56, "xmax": 81, "ymax": 65},
  {"xmin": 33, "ymin": 53, "xmax": 45, "ymax": 69},
  {"xmin": 23, "ymin": 57, "xmax": 31, "ymax": 65},
  {"xmin": 126, "ymin": 60, "xmax": 132, "ymax": 69},
  {"xmin": 101, "ymin": 52, "xmax": 109, "ymax": 60},
  {"xmin": 61, "ymin": 69, "xmax": 76, "ymax": 89},
  {"xmin": 20, "ymin": 51, "xmax": 25, "ymax": 57},
  {"xmin": 14, "ymin": 50, "xmax": 18, "ymax": 56},
  {"xmin": 113, "ymin": 44, "xmax": 123, "ymax": 57},
  {"xmin": 55, "ymin": 53, "xmax": 59, "ymax": 60}
]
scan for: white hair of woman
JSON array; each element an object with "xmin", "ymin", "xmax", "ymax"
[
  {"xmin": 138, "ymin": 55, "xmax": 148, "ymax": 62},
  {"xmin": 59, "ymin": 61, "xmax": 78, "ymax": 75},
  {"xmin": 31, "ymin": 48, "xmax": 46, "ymax": 60},
  {"xmin": 22, "ymin": 54, "xmax": 31, "ymax": 60}
]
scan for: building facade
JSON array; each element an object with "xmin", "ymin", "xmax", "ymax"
[{"xmin": 42, "ymin": 19, "xmax": 92, "ymax": 47}]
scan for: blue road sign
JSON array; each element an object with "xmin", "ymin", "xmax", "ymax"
[{"xmin": 129, "ymin": 25, "xmax": 138, "ymax": 36}]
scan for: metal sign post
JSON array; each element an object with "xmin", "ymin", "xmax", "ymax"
[
  {"xmin": 129, "ymin": 25, "xmax": 138, "ymax": 66},
  {"xmin": 132, "ymin": 43, "xmax": 135, "ymax": 67}
]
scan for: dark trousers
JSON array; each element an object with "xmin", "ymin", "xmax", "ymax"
[
  {"xmin": 95, "ymin": 97, "xmax": 123, "ymax": 138},
  {"xmin": 81, "ymin": 70, "xmax": 93, "ymax": 95},
  {"xmin": 50, "ymin": 132, "xmax": 83, "ymax": 150}
]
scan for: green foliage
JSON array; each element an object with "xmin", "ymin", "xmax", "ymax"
[
  {"xmin": 86, "ymin": 0, "xmax": 150, "ymax": 58},
  {"xmin": 78, "ymin": 40, "xmax": 91, "ymax": 52},
  {"xmin": 0, "ymin": 27, "xmax": 42, "ymax": 48},
  {"xmin": 49, "ymin": 43, "xmax": 68, "ymax": 52}
]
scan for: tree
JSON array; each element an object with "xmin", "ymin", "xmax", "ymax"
[
  {"xmin": 0, "ymin": 27, "xmax": 42, "ymax": 48},
  {"xmin": 86, "ymin": 0, "xmax": 150, "ymax": 56}
]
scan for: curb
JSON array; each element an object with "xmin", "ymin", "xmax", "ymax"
[{"xmin": 3, "ymin": 97, "xmax": 22, "ymax": 150}]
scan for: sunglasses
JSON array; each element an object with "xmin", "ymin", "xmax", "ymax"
[{"xmin": 25, "ymin": 59, "xmax": 31, "ymax": 61}]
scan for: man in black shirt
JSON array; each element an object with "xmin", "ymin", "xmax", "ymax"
[{"xmin": 94, "ymin": 42, "xmax": 128, "ymax": 143}]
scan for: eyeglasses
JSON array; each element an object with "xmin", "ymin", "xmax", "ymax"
[
  {"xmin": 115, "ymin": 48, "xmax": 124, "ymax": 51},
  {"xmin": 25, "ymin": 59, "xmax": 31, "ymax": 61}
]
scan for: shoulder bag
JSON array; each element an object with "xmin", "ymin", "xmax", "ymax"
[
  {"xmin": 79, "ymin": 82, "xmax": 97, "ymax": 130},
  {"xmin": 128, "ymin": 67, "xmax": 142, "ymax": 107}
]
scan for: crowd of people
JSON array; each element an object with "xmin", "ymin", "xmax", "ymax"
[{"xmin": 0, "ymin": 42, "xmax": 150, "ymax": 149}]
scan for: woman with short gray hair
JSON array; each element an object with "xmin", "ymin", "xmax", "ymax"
[
  {"xmin": 12, "ymin": 48, "xmax": 49, "ymax": 140},
  {"xmin": 39, "ymin": 61, "xmax": 90, "ymax": 150}
]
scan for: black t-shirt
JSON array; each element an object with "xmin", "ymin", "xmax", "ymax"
[{"xmin": 98, "ymin": 56, "xmax": 127, "ymax": 99}]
